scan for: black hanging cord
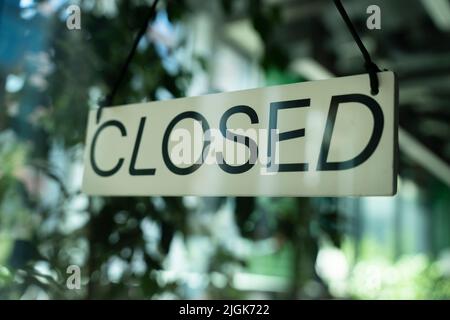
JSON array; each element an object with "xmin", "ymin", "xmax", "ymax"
[
  {"xmin": 333, "ymin": 0, "xmax": 381, "ymax": 95},
  {"xmin": 96, "ymin": 0, "xmax": 160, "ymax": 123}
]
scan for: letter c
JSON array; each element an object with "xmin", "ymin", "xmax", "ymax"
[{"xmin": 90, "ymin": 120, "xmax": 127, "ymax": 177}]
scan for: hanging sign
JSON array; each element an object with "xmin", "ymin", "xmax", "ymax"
[{"xmin": 82, "ymin": 72, "xmax": 398, "ymax": 196}]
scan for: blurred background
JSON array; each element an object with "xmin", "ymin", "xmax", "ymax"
[{"xmin": 0, "ymin": 0, "xmax": 449, "ymax": 299}]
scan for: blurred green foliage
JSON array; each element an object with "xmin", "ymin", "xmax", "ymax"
[{"xmin": 348, "ymin": 254, "xmax": 450, "ymax": 299}]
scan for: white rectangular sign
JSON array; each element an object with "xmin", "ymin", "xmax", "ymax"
[{"xmin": 82, "ymin": 72, "xmax": 398, "ymax": 196}]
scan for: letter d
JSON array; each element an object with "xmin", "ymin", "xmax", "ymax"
[{"xmin": 317, "ymin": 94, "xmax": 384, "ymax": 171}]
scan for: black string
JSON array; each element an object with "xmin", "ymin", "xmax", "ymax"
[
  {"xmin": 333, "ymin": 0, "xmax": 381, "ymax": 95},
  {"xmin": 96, "ymin": 0, "xmax": 160, "ymax": 123}
]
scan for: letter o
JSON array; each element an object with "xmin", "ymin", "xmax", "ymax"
[{"xmin": 162, "ymin": 111, "xmax": 210, "ymax": 175}]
